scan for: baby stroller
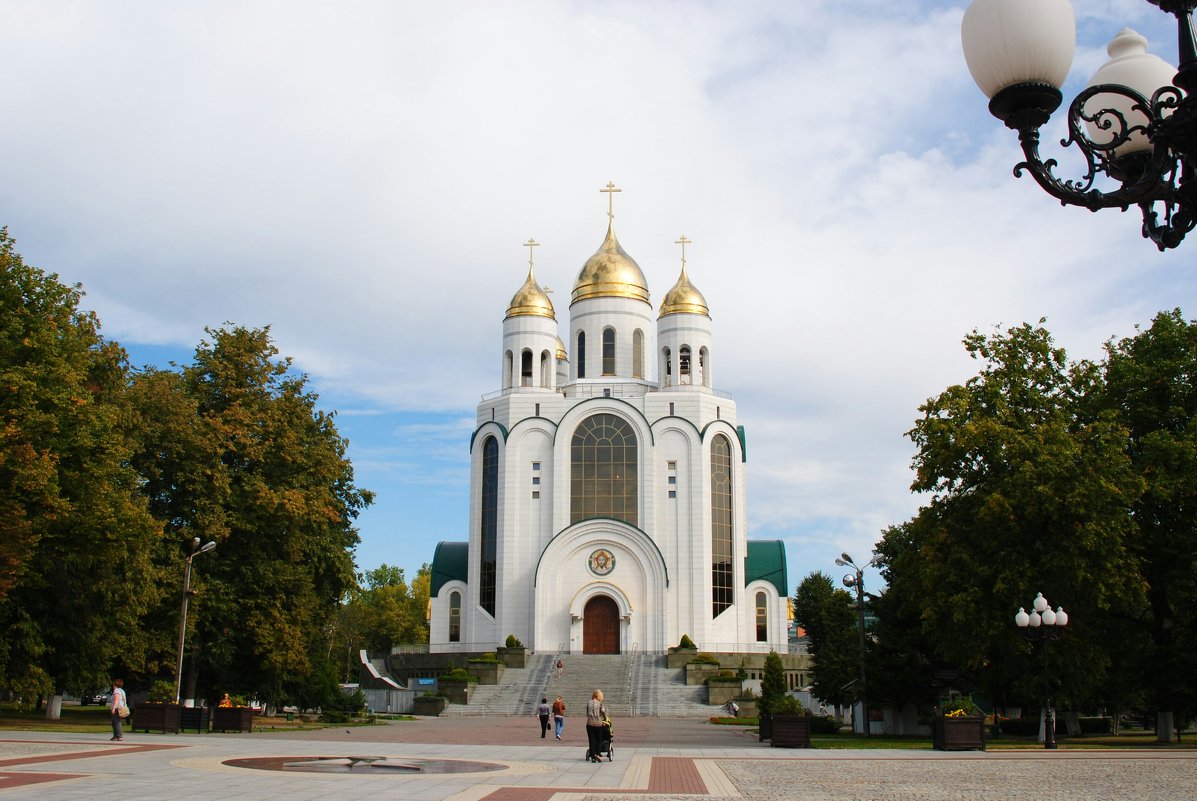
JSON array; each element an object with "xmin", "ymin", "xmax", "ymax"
[{"xmin": 586, "ymin": 718, "xmax": 614, "ymax": 762}]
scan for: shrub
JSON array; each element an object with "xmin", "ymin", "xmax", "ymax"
[
  {"xmin": 147, "ymin": 680, "xmax": 176, "ymax": 703},
  {"xmin": 809, "ymin": 715, "xmax": 839, "ymax": 734},
  {"xmin": 468, "ymin": 652, "xmax": 499, "ymax": 663},
  {"xmin": 689, "ymin": 653, "xmax": 721, "ymax": 666},
  {"xmin": 759, "ymin": 650, "xmax": 786, "ymax": 715},
  {"xmin": 771, "ymin": 694, "xmax": 805, "ymax": 715},
  {"xmin": 1080, "ymin": 716, "xmax": 1113, "ymax": 734},
  {"xmin": 678, "ymin": 634, "xmax": 695, "ymax": 649},
  {"xmin": 443, "ymin": 667, "xmax": 471, "ymax": 679},
  {"xmin": 504, "ymin": 634, "xmax": 523, "ymax": 648},
  {"xmin": 940, "ymin": 695, "xmax": 981, "ymax": 717}
]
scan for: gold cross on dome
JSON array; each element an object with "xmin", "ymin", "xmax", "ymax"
[
  {"xmin": 524, "ymin": 238, "xmax": 539, "ymax": 271},
  {"xmin": 675, "ymin": 235, "xmax": 691, "ymax": 268},
  {"xmin": 600, "ymin": 181, "xmax": 622, "ymax": 221}
]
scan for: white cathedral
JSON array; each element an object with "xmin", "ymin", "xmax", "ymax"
[{"xmin": 428, "ymin": 187, "xmax": 788, "ymax": 655}]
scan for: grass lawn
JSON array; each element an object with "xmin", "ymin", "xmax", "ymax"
[{"xmin": 0, "ymin": 703, "xmax": 357, "ymax": 733}]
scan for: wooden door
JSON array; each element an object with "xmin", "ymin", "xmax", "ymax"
[{"xmin": 583, "ymin": 596, "xmax": 620, "ymax": 654}]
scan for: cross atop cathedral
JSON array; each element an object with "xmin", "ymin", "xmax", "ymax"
[
  {"xmin": 600, "ymin": 181, "xmax": 621, "ymax": 221},
  {"xmin": 675, "ymin": 234, "xmax": 691, "ymax": 269},
  {"xmin": 524, "ymin": 238, "xmax": 539, "ymax": 272}
]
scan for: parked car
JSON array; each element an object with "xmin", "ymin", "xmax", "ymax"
[{"xmin": 80, "ymin": 693, "xmax": 109, "ymax": 706}]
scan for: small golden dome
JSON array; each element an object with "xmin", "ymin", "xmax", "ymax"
[
  {"xmin": 658, "ymin": 265, "xmax": 709, "ymax": 318},
  {"xmin": 556, "ymin": 336, "xmax": 568, "ymax": 361},
  {"xmin": 505, "ymin": 266, "xmax": 556, "ymax": 320},
  {"xmin": 571, "ymin": 223, "xmax": 650, "ymax": 305}
]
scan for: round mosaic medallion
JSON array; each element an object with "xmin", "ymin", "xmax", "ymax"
[{"xmin": 588, "ymin": 548, "xmax": 616, "ymax": 576}]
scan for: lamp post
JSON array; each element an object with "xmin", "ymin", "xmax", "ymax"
[
  {"xmin": 835, "ymin": 552, "xmax": 876, "ymax": 737},
  {"xmin": 1014, "ymin": 592, "xmax": 1069, "ymax": 749},
  {"xmin": 174, "ymin": 537, "xmax": 216, "ymax": 705},
  {"xmin": 961, "ymin": 0, "xmax": 1197, "ymax": 250}
]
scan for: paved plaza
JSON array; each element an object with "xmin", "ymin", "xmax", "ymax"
[{"xmin": 1, "ymin": 717, "xmax": 1193, "ymax": 801}]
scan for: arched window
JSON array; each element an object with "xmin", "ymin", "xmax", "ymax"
[
  {"xmin": 570, "ymin": 414, "xmax": 638, "ymax": 526},
  {"xmin": 700, "ymin": 346, "xmax": 710, "ymax": 387},
  {"xmin": 602, "ymin": 327, "xmax": 616, "ymax": 375},
  {"xmin": 521, "ymin": 349, "xmax": 533, "ymax": 386},
  {"xmin": 540, "ymin": 350, "xmax": 551, "ymax": 388},
  {"xmin": 680, "ymin": 345, "xmax": 692, "ymax": 384},
  {"xmin": 711, "ymin": 434, "xmax": 733, "ymax": 617},
  {"xmin": 755, "ymin": 592, "xmax": 768, "ymax": 642},
  {"xmin": 663, "ymin": 347, "xmax": 672, "ymax": 386},
  {"xmin": 632, "ymin": 329, "xmax": 644, "ymax": 378},
  {"xmin": 504, "ymin": 350, "xmax": 514, "ymax": 389},
  {"xmin": 480, "ymin": 436, "xmax": 498, "ymax": 617},
  {"xmin": 577, "ymin": 331, "xmax": 586, "ymax": 379},
  {"xmin": 449, "ymin": 591, "xmax": 462, "ymax": 642}
]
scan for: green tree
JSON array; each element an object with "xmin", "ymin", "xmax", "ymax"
[
  {"xmin": 793, "ymin": 572, "xmax": 859, "ymax": 712},
  {"xmin": 877, "ymin": 322, "xmax": 1144, "ymax": 712},
  {"xmin": 0, "ymin": 228, "xmax": 167, "ymax": 705},
  {"xmin": 129, "ymin": 325, "xmax": 374, "ymax": 705},
  {"xmin": 1099, "ymin": 309, "xmax": 1197, "ymax": 739},
  {"xmin": 759, "ymin": 650, "xmax": 787, "ymax": 716}
]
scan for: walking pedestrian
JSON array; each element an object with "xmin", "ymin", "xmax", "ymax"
[
  {"xmin": 552, "ymin": 695, "xmax": 566, "ymax": 739},
  {"xmin": 537, "ymin": 697, "xmax": 551, "ymax": 738},
  {"xmin": 555, "ymin": 658, "xmax": 563, "ymax": 678},
  {"xmin": 109, "ymin": 678, "xmax": 128, "ymax": 741}
]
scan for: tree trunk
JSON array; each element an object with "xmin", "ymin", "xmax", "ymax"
[{"xmin": 44, "ymin": 694, "xmax": 63, "ymax": 720}]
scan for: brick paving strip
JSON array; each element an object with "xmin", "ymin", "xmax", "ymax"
[
  {"xmin": 475, "ymin": 756, "xmax": 712, "ymax": 801},
  {"xmin": 0, "ymin": 738, "xmax": 184, "ymax": 791}
]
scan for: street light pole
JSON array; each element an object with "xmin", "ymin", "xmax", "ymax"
[
  {"xmin": 1015, "ymin": 592, "xmax": 1069, "ymax": 749},
  {"xmin": 835, "ymin": 552, "xmax": 876, "ymax": 737},
  {"xmin": 174, "ymin": 537, "xmax": 216, "ymax": 705}
]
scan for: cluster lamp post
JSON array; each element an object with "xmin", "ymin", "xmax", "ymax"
[
  {"xmin": 174, "ymin": 537, "xmax": 217, "ymax": 705},
  {"xmin": 835, "ymin": 552, "xmax": 876, "ymax": 737},
  {"xmin": 1014, "ymin": 592, "xmax": 1069, "ymax": 749},
  {"xmin": 961, "ymin": 0, "xmax": 1197, "ymax": 250}
]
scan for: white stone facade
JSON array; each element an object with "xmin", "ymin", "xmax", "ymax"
[{"xmin": 428, "ymin": 215, "xmax": 787, "ymax": 655}]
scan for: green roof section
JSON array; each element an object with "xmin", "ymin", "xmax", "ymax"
[
  {"xmin": 431, "ymin": 541, "xmax": 468, "ymax": 597},
  {"xmin": 745, "ymin": 539, "xmax": 787, "ymax": 597}
]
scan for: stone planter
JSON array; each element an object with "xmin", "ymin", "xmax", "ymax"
[
  {"xmin": 685, "ymin": 663, "xmax": 721, "ymax": 686},
  {"xmin": 758, "ymin": 713, "xmax": 772, "ymax": 742},
  {"xmin": 130, "ymin": 702, "xmax": 181, "ymax": 733},
  {"xmin": 771, "ymin": 714, "xmax": 812, "ymax": 748},
  {"xmin": 496, "ymin": 646, "xmax": 527, "ymax": 668},
  {"xmin": 933, "ymin": 715, "xmax": 986, "ymax": 751},
  {"xmin": 706, "ymin": 678, "xmax": 744, "ymax": 706},
  {"xmin": 438, "ymin": 678, "xmax": 473, "ymax": 704},
  {"xmin": 667, "ymin": 647, "xmax": 699, "ymax": 669},
  {"xmin": 466, "ymin": 661, "xmax": 504, "ymax": 685},
  {"xmin": 733, "ymin": 697, "xmax": 758, "ymax": 718},
  {"xmin": 211, "ymin": 706, "xmax": 253, "ymax": 732},
  {"xmin": 179, "ymin": 705, "xmax": 210, "ymax": 733},
  {"xmin": 412, "ymin": 696, "xmax": 448, "ymax": 716}
]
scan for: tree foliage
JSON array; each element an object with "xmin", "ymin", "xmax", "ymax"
[
  {"xmin": 792, "ymin": 572, "xmax": 859, "ymax": 708},
  {"xmin": 0, "ymin": 228, "xmax": 167, "ymax": 697}
]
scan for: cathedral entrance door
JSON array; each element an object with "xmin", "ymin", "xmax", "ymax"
[{"xmin": 582, "ymin": 595, "xmax": 620, "ymax": 654}]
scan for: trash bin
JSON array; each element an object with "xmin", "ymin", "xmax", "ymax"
[{"xmin": 286, "ymin": 712, "xmax": 294, "ymax": 722}]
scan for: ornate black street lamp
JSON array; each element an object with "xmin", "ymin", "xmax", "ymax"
[
  {"xmin": 1014, "ymin": 592, "xmax": 1069, "ymax": 749},
  {"xmin": 835, "ymin": 552, "xmax": 876, "ymax": 737},
  {"xmin": 961, "ymin": 0, "xmax": 1197, "ymax": 250},
  {"xmin": 174, "ymin": 537, "xmax": 216, "ymax": 704}
]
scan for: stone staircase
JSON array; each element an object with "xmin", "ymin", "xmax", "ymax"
[{"xmin": 443, "ymin": 651, "xmax": 722, "ymax": 718}]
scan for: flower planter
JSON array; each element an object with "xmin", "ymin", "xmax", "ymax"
[
  {"xmin": 771, "ymin": 714, "xmax": 812, "ymax": 748},
  {"xmin": 437, "ymin": 678, "xmax": 473, "ymax": 704},
  {"xmin": 178, "ymin": 705, "xmax": 210, "ymax": 733},
  {"xmin": 706, "ymin": 678, "xmax": 744, "ymax": 706},
  {"xmin": 412, "ymin": 696, "xmax": 447, "ymax": 716},
  {"xmin": 212, "ymin": 706, "xmax": 254, "ymax": 732},
  {"xmin": 667, "ymin": 647, "xmax": 699, "ymax": 669},
  {"xmin": 933, "ymin": 715, "xmax": 986, "ymax": 751},
  {"xmin": 496, "ymin": 646, "xmax": 527, "ymax": 668},
  {"xmin": 466, "ymin": 661, "xmax": 504, "ymax": 685},
  {"xmin": 732, "ymin": 697, "xmax": 758, "ymax": 718},
  {"xmin": 130, "ymin": 702, "xmax": 182, "ymax": 733},
  {"xmin": 685, "ymin": 664, "xmax": 720, "ymax": 686}
]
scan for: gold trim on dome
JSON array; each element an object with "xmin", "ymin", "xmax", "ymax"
[
  {"xmin": 571, "ymin": 222, "xmax": 651, "ymax": 305},
  {"xmin": 556, "ymin": 336, "xmax": 568, "ymax": 361}
]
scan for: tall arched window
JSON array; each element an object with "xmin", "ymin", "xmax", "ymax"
[
  {"xmin": 680, "ymin": 345, "xmax": 692, "ymax": 384},
  {"xmin": 480, "ymin": 436, "xmax": 498, "ymax": 617},
  {"xmin": 577, "ymin": 331, "xmax": 586, "ymax": 378},
  {"xmin": 504, "ymin": 350, "xmax": 514, "ymax": 389},
  {"xmin": 632, "ymin": 329, "xmax": 644, "ymax": 378},
  {"xmin": 602, "ymin": 327, "xmax": 616, "ymax": 375},
  {"xmin": 571, "ymin": 414, "xmax": 637, "ymax": 526},
  {"xmin": 699, "ymin": 346, "xmax": 709, "ymax": 387},
  {"xmin": 540, "ymin": 350, "xmax": 551, "ymax": 387},
  {"xmin": 449, "ymin": 591, "xmax": 462, "ymax": 642},
  {"xmin": 521, "ymin": 349, "xmax": 533, "ymax": 386},
  {"xmin": 663, "ymin": 347, "xmax": 672, "ymax": 386},
  {"xmin": 755, "ymin": 592, "xmax": 768, "ymax": 642},
  {"xmin": 711, "ymin": 434, "xmax": 733, "ymax": 617}
]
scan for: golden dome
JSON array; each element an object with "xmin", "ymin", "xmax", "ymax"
[
  {"xmin": 658, "ymin": 265, "xmax": 709, "ymax": 318},
  {"xmin": 571, "ymin": 223, "xmax": 650, "ymax": 305},
  {"xmin": 556, "ymin": 336, "xmax": 568, "ymax": 361},
  {"xmin": 505, "ymin": 265, "xmax": 556, "ymax": 320}
]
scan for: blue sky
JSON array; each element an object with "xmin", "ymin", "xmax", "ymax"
[{"xmin": 3, "ymin": 1, "xmax": 1193, "ymax": 596}]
